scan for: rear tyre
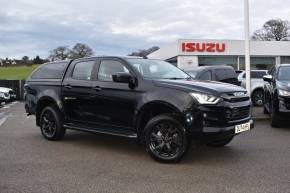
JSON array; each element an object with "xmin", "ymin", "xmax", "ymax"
[
  {"xmin": 144, "ymin": 115, "xmax": 188, "ymax": 163},
  {"xmin": 39, "ymin": 106, "xmax": 65, "ymax": 140},
  {"xmin": 207, "ymin": 136, "xmax": 234, "ymax": 147},
  {"xmin": 252, "ymin": 89, "xmax": 264, "ymax": 106}
]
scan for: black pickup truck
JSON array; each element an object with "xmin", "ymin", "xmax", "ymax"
[{"xmin": 25, "ymin": 56, "xmax": 253, "ymax": 163}]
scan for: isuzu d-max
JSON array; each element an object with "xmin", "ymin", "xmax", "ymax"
[{"xmin": 24, "ymin": 56, "xmax": 253, "ymax": 163}]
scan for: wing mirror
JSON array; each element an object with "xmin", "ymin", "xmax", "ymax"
[
  {"xmin": 112, "ymin": 72, "xmax": 137, "ymax": 89},
  {"xmin": 263, "ymin": 75, "xmax": 273, "ymax": 82}
]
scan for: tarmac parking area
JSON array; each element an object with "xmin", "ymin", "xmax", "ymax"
[{"xmin": 0, "ymin": 102, "xmax": 289, "ymax": 193}]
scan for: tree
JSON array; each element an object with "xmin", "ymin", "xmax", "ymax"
[
  {"xmin": 128, "ymin": 46, "xmax": 159, "ymax": 58},
  {"xmin": 33, "ymin": 56, "xmax": 43, "ymax": 64},
  {"xmin": 252, "ymin": 19, "xmax": 290, "ymax": 41},
  {"xmin": 49, "ymin": 46, "xmax": 70, "ymax": 61},
  {"xmin": 22, "ymin": 56, "xmax": 30, "ymax": 64},
  {"xmin": 69, "ymin": 43, "xmax": 94, "ymax": 59}
]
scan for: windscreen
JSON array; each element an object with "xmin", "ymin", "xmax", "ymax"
[
  {"xmin": 126, "ymin": 59, "xmax": 190, "ymax": 79},
  {"xmin": 278, "ymin": 66, "xmax": 290, "ymax": 80}
]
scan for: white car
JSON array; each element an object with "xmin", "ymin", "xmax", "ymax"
[
  {"xmin": 0, "ymin": 87, "xmax": 16, "ymax": 102},
  {"xmin": 238, "ymin": 70, "xmax": 267, "ymax": 106}
]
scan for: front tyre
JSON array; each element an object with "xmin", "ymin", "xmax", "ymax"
[
  {"xmin": 207, "ymin": 136, "xmax": 234, "ymax": 147},
  {"xmin": 144, "ymin": 115, "xmax": 188, "ymax": 163},
  {"xmin": 40, "ymin": 106, "xmax": 65, "ymax": 140}
]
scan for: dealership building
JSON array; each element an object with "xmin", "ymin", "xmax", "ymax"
[{"xmin": 147, "ymin": 39, "xmax": 290, "ymax": 70}]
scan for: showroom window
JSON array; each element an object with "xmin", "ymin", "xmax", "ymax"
[
  {"xmin": 198, "ymin": 56, "xmax": 238, "ymax": 69},
  {"xmin": 281, "ymin": 56, "xmax": 290, "ymax": 64},
  {"xmin": 239, "ymin": 57, "xmax": 275, "ymax": 70}
]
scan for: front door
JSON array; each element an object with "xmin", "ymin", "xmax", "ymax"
[{"xmin": 89, "ymin": 58, "xmax": 140, "ymax": 130}]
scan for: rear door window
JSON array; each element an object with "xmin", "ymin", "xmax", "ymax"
[
  {"xmin": 31, "ymin": 62, "xmax": 68, "ymax": 79},
  {"xmin": 72, "ymin": 61, "xmax": 95, "ymax": 80}
]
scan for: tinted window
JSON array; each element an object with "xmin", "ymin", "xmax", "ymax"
[
  {"xmin": 199, "ymin": 71, "xmax": 212, "ymax": 80},
  {"xmin": 98, "ymin": 60, "xmax": 129, "ymax": 81},
  {"xmin": 31, "ymin": 62, "xmax": 67, "ymax": 79},
  {"xmin": 242, "ymin": 71, "xmax": 266, "ymax": 79},
  {"xmin": 225, "ymin": 69, "xmax": 237, "ymax": 78},
  {"xmin": 215, "ymin": 69, "xmax": 227, "ymax": 80},
  {"xmin": 72, "ymin": 61, "xmax": 95, "ymax": 80},
  {"xmin": 252, "ymin": 71, "xmax": 266, "ymax": 78},
  {"xmin": 278, "ymin": 66, "xmax": 290, "ymax": 80}
]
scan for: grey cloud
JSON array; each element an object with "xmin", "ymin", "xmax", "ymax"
[{"xmin": 0, "ymin": 0, "xmax": 290, "ymax": 58}]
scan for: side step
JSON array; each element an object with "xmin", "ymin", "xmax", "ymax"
[{"xmin": 63, "ymin": 124, "xmax": 138, "ymax": 139}]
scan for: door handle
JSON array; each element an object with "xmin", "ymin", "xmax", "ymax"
[
  {"xmin": 64, "ymin": 84, "xmax": 72, "ymax": 89},
  {"xmin": 92, "ymin": 86, "xmax": 102, "ymax": 91}
]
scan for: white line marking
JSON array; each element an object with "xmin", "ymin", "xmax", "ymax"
[
  {"xmin": 0, "ymin": 117, "xmax": 7, "ymax": 127},
  {"xmin": 3, "ymin": 106, "xmax": 10, "ymax": 109}
]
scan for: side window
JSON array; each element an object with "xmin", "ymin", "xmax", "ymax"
[
  {"xmin": 215, "ymin": 69, "xmax": 226, "ymax": 81},
  {"xmin": 98, "ymin": 60, "xmax": 129, "ymax": 81},
  {"xmin": 225, "ymin": 69, "xmax": 237, "ymax": 78},
  {"xmin": 72, "ymin": 61, "xmax": 95, "ymax": 80},
  {"xmin": 251, "ymin": 71, "xmax": 266, "ymax": 79},
  {"xmin": 31, "ymin": 62, "xmax": 68, "ymax": 79},
  {"xmin": 199, "ymin": 71, "xmax": 212, "ymax": 80}
]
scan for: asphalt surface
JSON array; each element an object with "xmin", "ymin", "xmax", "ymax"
[{"xmin": 0, "ymin": 102, "xmax": 289, "ymax": 193}]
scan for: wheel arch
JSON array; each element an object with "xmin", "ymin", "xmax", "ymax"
[
  {"xmin": 36, "ymin": 96, "xmax": 62, "ymax": 126},
  {"xmin": 135, "ymin": 101, "xmax": 183, "ymax": 138}
]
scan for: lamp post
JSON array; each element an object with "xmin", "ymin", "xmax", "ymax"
[{"xmin": 244, "ymin": 0, "xmax": 251, "ymax": 94}]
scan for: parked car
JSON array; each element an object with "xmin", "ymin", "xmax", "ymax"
[
  {"xmin": 238, "ymin": 70, "xmax": 267, "ymax": 106},
  {"xmin": 0, "ymin": 87, "xmax": 16, "ymax": 102},
  {"xmin": 0, "ymin": 92, "xmax": 5, "ymax": 104},
  {"xmin": 24, "ymin": 57, "xmax": 253, "ymax": 163},
  {"xmin": 186, "ymin": 66, "xmax": 241, "ymax": 86},
  {"xmin": 263, "ymin": 64, "xmax": 290, "ymax": 127}
]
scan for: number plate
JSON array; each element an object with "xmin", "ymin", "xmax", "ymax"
[{"xmin": 235, "ymin": 122, "xmax": 251, "ymax": 134}]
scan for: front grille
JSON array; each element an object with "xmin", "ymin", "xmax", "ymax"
[
  {"xmin": 226, "ymin": 106, "xmax": 250, "ymax": 121},
  {"xmin": 222, "ymin": 92, "xmax": 250, "ymax": 103},
  {"xmin": 227, "ymin": 97, "xmax": 250, "ymax": 103}
]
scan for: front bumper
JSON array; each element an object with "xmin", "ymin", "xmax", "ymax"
[
  {"xmin": 200, "ymin": 119, "xmax": 254, "ymax": 142},
  {"xmin": 184, "ymin": 99, "xmax": 254, "ymax": 142}
]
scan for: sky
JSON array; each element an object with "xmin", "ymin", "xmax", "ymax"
[{"xmin": 0, "ymin": 0, "xmax": 290, "ymax": 59}]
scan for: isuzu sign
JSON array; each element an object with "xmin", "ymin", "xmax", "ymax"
[{"xmin": 181, "ymin": 42, "xmax": 226, "ymax": 52}]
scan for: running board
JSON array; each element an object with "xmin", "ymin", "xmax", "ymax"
[{"xmin": 63, "ymin": 124, "xmax": 137, "ymax": 139}]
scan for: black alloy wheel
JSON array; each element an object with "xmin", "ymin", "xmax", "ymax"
[
  {"xmin": 40, "ymin": 106, "xmax": 65, "ymax": 140},
  {"xmin": 41, "ymin": 109, "xmax": 57, "ymax": 138},
  {"xmin": 252, "ymin": 89, "xmax": 264, "ymax": 106},
  {"xmin": 144, "ymin": 115, "xmax": 188, "ymax": 163}
]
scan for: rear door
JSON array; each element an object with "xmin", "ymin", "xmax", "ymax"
[{"xmin": 61, "ymin": 58, "xmax": 98, "ymax": 123}]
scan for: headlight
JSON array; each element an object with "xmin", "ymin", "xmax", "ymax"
[
  {"xmin": 278, "ymin": 89, "xmax": 290, "ymax": 97},
  {"xmin": 190, "ymin": 93, "xmax": 221, "ymax": 104}
]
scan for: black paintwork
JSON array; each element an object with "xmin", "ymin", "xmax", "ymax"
[
  {"xmin": 24, "ymin": 56, "xmax": 253, "ymax": 142},
  {"xmin": 263, "ymin": 64, "xmax": 290, "ymax": 119}
]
